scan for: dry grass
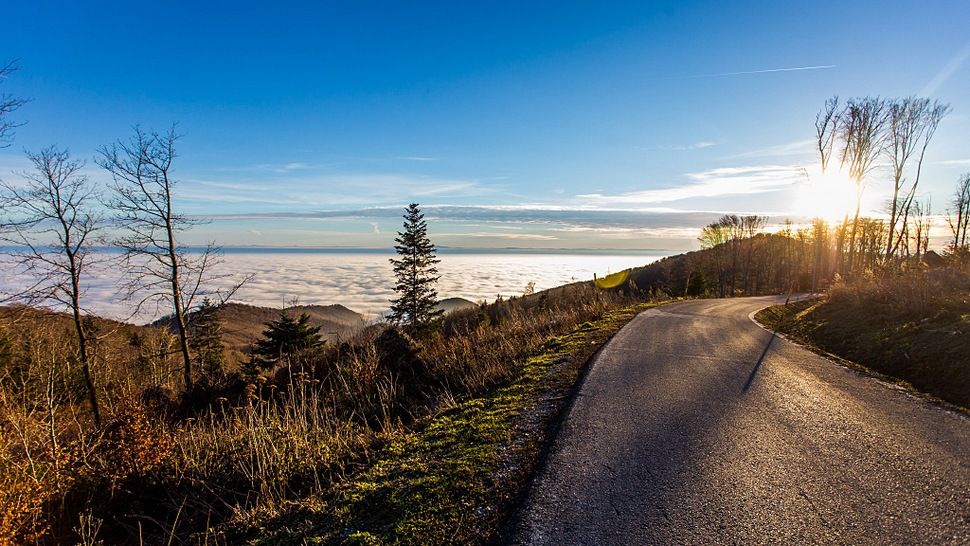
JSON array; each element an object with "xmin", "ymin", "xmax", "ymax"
[
  {"xmin": 758, "ymin": 260, "xmax": 970, "ymax": 408},
  {"xmin": 0, "ymin": 281, "xmax": 644, "ymax": 544}
]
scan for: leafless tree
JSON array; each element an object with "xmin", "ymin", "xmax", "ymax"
[
  {"xmin": 810, "ymin": 218, "xmax": 830, "ymax": 292},
  {"xmin": 884, "ymin": 97, "xmax": 949, "ymax": 261},
  {"xmin": 947, "ymin": 173, "xmax": 970, "ymax": 252},
  {"xmin": 698, "ymin": 221, "xmax": 729, "ymax": 296},
  {"xmin": 740, "ymin": 215, "xmax": 767, "ymax": 292},
  {"xmin": 838, "ymin": 97, "xmax": 889, "ymax": 274},
  {"xmin": 0, "ymin": 61, "xmax": 27, "ymax": 146},
  {"xmin": 815, "ymin": 96, "xmax": 841, "ymax": 175},
  {"xmin": 97, "ymin": 126, "xmax": 245, "ymax": 389},
  {"xmin": 817, "ymin": 97, "xmax": 846, "ymax": 274},
  {"xmin": 0, "ymin": 147, "xmax": 103, "ymax": 424},
  {"xmin": 908, "ymin": 198, "xmax": 931, "ymax": 258}
]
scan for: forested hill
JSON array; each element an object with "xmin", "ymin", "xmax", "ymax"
[{"xmin": 626, "ymin": 232, "xmax": 830, "ymax": 298}]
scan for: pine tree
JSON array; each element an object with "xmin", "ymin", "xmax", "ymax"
[
  {"xmin": 188, "ymin": 297, "xmax": 226, "ymax": 376},
  {"xmin": 389, "ymin": 203, "xmax": 443, "ymax": 334},
  {"xmin": 251, "ymin": 311, "xmax": 324, "ymax": 369}
]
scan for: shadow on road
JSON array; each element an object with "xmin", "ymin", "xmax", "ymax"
[{"xmin": 743, "ymin": 330, "xmax": 777, "ymax": 392}]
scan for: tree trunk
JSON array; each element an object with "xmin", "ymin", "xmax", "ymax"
[
  {"xmin": 165, "ymin": 185, "xmax": 192, "ymax": 389},
  {"xmin": 71, "ymin": 282, "xmax": 100, "ymax": 426}
]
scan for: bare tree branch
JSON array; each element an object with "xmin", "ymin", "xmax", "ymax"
[
  {"xmin": 0, "ymin": 61, "xmax": 27, "ymax": 147},
  {"xmin": 885, "ymin": 97, "xmax": 950, "ymax": 261},
  {"xmin": 0, "ymin": 146, "xmax": 103, "ymax": 424},
  {"xmin": 97, "ymin": 126, "xmax": 248, "ymax": 389}
]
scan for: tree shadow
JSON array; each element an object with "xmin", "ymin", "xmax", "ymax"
[{"xmin": 743, "ymin": 330, "xmax": 777, "ymax": 392}]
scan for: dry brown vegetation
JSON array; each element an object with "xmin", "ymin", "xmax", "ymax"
[
  {"xmin": 758, "ymin": 258, "xmax": 970, "ymax": 408},
  {"xmin": 0, "ymin": 281, "xmax": 643, "ymax": 544},
  {"xmin": 156, "ymin": 302, "xmax": 368, "ymax": 364}
]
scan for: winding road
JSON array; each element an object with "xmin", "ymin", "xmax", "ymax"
[{"xmin": 511, "ymin": 296, "xmax": 970, "ymax": 545}]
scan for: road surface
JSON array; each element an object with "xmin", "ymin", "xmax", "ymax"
[{"xmin": 511, "ymin": 296, "xmax": 970, "ymax": 545}]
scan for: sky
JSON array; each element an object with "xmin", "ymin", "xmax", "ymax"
[{"xmin": 1, "ymin": 0, "xmax": 969, "ymax": 251}]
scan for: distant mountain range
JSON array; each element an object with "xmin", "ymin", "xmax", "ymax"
[{"xmin": 154, "ymin": 297, "xmax": 478, "ymax": 362}]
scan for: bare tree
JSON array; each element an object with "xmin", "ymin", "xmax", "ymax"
[
  {"xmin": 740, "ymin": 215, "xmax": 767, "ymax": 293},
  {"xmin": 0, "ymin": 61, "xmax": 27, "ymax": 146},
  {"xmin": 698, "ymin": 221, "xmax": 729, "ymax": 296},
  {"xmin": 908, "ymin": 198, "xmax": 931, "ymax": 258},
  {"xmin": 947, "ymin": 173, "xmax": 970, "ymax": 253},
  {"xmin": 810, "ymin": 218, "xmax": 830, "ymax": 291},
  {"xmin": 884, "ymin": 97, "xmax": 950, "ymax": 261},
  {"xmin": 815, "ymin": 96, "xmax": 841, "ymax": 175},
  {"xmin": 838, "ymin": 97, "xmax": 889, "ymax": 274},
  {"xmin": 97, "ymin": 126, "xmax": 244, "ymax": 389},
  {"xmin": 0, "ymin": 147, "xmax": 102, "ymax": 424}
]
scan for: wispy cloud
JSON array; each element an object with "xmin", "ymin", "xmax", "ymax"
[
  {"xmin": 938, "ymin": 158, "xmax": 970, "ymax": 166},
  {"xmin": 396, "ymin": 156, "xmax": 439, "ymax": 162},
  {"xmin": 643, "ymin": 141, "xmax": 719, "ymax": 151},
  {"xmin": 180, "ymin": 173, "xmax": 498, "ymax": 209},
  {"xmin": 203, "ymin": 204, "xmax": 801, "ymax": 240},
  {"xmin": 728, "ymin": 139, "xmax": 815, "ymax": 159},
  {"xmin": 212, "ymin": 162, "xmax": 320, "ymax": 174},
  {"xmin": 577, "ymin": 165, "xmax": 806, "ymax": 206},
  {"xmin": 921, "ymin": 40, "xmax": 970, "ymax": 96},
  {"xmin": 460, "ymin": 232, "xmax": 558, "ymax": 240},
  {"xmin": 693, "ymin": 65, "xmax": 836, "ymax": 78}
]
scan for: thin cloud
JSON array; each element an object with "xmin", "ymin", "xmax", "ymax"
[
  {"xmin": 201, "ymin": 205, "xmax": 793, "ymax": 240},
  {"xmin": 180, "ymin": 173, "xmax": 498, "ymax": 208},
  {"xmin": 461, "ymin": 232, "xmax": 559, "ymax": 240},
  {"xmin": 729, "ymin": 139, "xmax": 815, "ymax": 159},
  {"xmin": 938, "ymin": 158, "xmax": 970, "ymax": 166},
  {"xmin": 577, "ymin": 165, "xmax": 807, "ymax": 205},
  {"xmin": 643, "ymin": 141, "xmax": 719, "ymax": 151},
  {"xmin": 212, "ymin": 162, "xmax": 319, "ymax": 174},
  {"xmin": 397, "ymin": 156, "xmax": 439, "ymax": 162}
]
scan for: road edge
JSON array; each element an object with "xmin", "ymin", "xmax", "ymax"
[
  {"xmin": 748, "ymin": 302, "xmax": 970, "ymax": 419},
  {"xmin": 496, "ymin": 303, "xmax": 664, "ymax": 545}
]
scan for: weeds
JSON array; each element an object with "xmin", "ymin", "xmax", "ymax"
[{"xmin": 1, "ymin": 282, "xmax": 645, "ymax": 544}]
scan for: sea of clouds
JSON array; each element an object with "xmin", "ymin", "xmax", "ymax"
[{"xmin": 1, "ymin": 251, "xmax": 664, "ymax": 323}]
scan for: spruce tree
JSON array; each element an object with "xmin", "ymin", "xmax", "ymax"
[
  {"xmin": 251, "ymin": 311, "xmax": 324, "ymax": 369},
  {"xmin": 389, "ymin": 203, "xmax": 443, "ymax": 334},
  {"xmin": 188, "ymin": 297, "xmax": 227, "ymax": 376}
]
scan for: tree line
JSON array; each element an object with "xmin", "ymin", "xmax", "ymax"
[
  {"xmin": 815, "ymin": 95, "xmax": 967, "ymax": 269},
  {"xmin": 689, "ymin": 95, "xmax": 967, "ymax": 298}
]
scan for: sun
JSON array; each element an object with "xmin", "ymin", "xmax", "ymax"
[{"xmin": 794, "ymin": 169, "xmax": 857, "ymax": 223}]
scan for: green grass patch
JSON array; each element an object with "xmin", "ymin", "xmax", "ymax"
[{"xmin": 234, "ymin": 302, "xmax": 659, "ymax": 545}]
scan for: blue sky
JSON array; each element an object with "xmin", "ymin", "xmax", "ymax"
[{"xmin": 2, "ymin": 0, "xmax": 969, "ymax": 251}]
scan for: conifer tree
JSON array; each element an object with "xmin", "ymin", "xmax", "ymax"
[
  {"xmin": 389, "ymin": 203, "xmax": 443, "ymax": 334},
  {"xmin": 251, "ymin": 311, "xmax": 323, "ymax": 369},
  {"xmin": 188, "ymin": 297, "xmax": 226, "ymax": 376}
]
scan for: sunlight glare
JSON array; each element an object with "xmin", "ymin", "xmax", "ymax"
[{"xmin": 795, "ymin": 170, "xmax": 856, "ymax": 222}]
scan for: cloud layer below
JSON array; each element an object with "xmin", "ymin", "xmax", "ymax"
[{"xmin": 1, "ymin": 251, "xmax": 664, "ymax": 321}]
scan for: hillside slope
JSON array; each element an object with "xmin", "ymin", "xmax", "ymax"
[
  {"xmin": 757, "ymin": 269, "xmax": 970, "ymax": 408},
  {"xmin": 205, "ymin": 302, "xmax": 366, "ymax": 354}
]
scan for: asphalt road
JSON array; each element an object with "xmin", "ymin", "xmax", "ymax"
[{"xmin": 511, "ymin": 296, "xmax": 970, "ymax": 545}]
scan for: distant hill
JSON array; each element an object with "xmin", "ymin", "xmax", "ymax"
[
  {"xmin": 155, "ymin": 302, "xmax": 368, "ymax": 362},
  {"xmin": 0, "ymin": 304, "xmax": 136, "ymax": 335},
  {"xmin": 436, "ymin": 297, "xmax": 478, "ymax": 315}
]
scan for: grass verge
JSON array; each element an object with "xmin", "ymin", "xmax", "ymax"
[
  {"xmin": 756, "ymin": 298, "xmax": 969, "ymax": 410},
  {"xmin": 220, "ymin": 301, "xmax": 660, "ymax": 545}
]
